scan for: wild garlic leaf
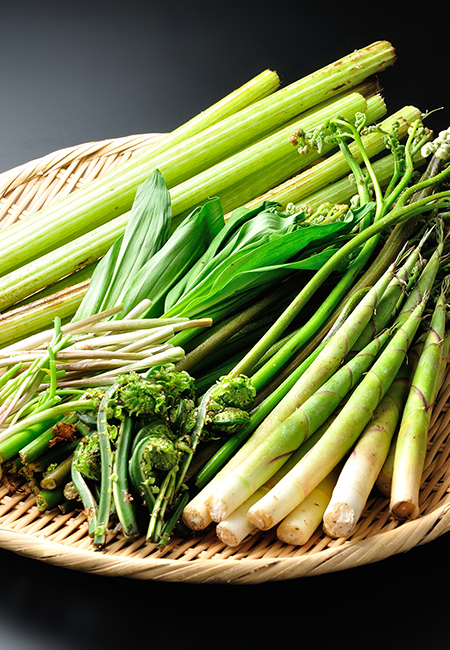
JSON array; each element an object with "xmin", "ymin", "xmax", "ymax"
[
  {"xmin": 73, "ymin": 169, "xmax": 172, "ymax": 320},
  {"xmin": 121, "ymin": 197, "xmax": 224, "ymax": 318},
  {"xmin": 165, "ymin": 201, "xmax": 299, "ymax": 310},
  {"xmin": 164, "ymin": 203, "xmax": 364, "ymax": 320}
]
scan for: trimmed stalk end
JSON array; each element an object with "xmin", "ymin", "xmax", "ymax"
[
  {"xmin": 390, "ymin": 498, "xmax": 420, "ymax": 521},
  {"xmin": 323, "ymin": 502, "xmax": 358, "ymax": 538},
  {"xmin": 181, "ymin": 502, "xmax": 212, "ymax": 531}
]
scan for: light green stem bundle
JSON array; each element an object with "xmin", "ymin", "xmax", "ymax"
[
  {"xmin": 203, "ymin": 274, "xmax": 396, "ymax": 523},
  {"xmin": 0, "ymin": 42, "xmax": 395, "ymax": 279},
  {"xmin": 243, "ymin": 105, "xmax": 421, "ymax": 213},
  {"xmin": 246, "ymin": 294, "xmax": 428, "ymax": 531}
]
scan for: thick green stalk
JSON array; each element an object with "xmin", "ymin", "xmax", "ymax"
[
  {"xmin": 294, "ymin": 148, "xmax": 426, "ymax": 217},
  {"xmin": 0, "ymin": 93, "xmax": 384, "ymax": 317},
  {"xmin": 242, "ymin": 105, "xmax": 421, "ymax": 212},
  {"xmin": 27, "ymin": 437, "xmax": 80, "ymax": 473},
  {"xmin": 0, "ymin": 43, "xmax": 395, "ymax": 277},
  {"xmin": 246, "ymin": 295, "xmax": 428, "ymax": 531},
  {"xmin": 0, "ymin": 69, "xmax": 280, "ymax": 275},
  {"xmin": 168, "ymin": 91, "xmax": 377, "ymax": 219},
  {"xmin": 0, "ymin": 280, "xmax": 89, "ymax": 348},
  {"xmin": 0, "ymin": 214, "xmax": 128, "ymax": 312}
]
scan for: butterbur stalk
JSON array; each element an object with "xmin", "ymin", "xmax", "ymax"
[
  {"xmin": 245, "ymin": 105, "xmax": 421, "ymax": 215},
  {"xmin": 168, "ymin": 91, "xmax": 380, "ymax": 221},
  {"xmin": 0, "ymin": 70, "xmax": 280, "ymax": 276},
  {"xmin": 0, "ymin": 42, "xmax": 396, "ymax": 278},
  {"xmin": 246, "ymin": 294, "xmax": 428, "ymax": 531},
  {"xmin": 390, "ymin": 277, "xmax": 449, "ymax": 520}
]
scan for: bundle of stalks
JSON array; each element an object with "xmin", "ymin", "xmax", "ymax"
[{"xmin": 2, "ymin": 40, "xmax": 450, "ymax": 553}]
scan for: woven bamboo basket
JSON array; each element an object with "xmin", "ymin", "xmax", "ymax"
[{"xmin": 0, "ymin": 133, "xmax": 449, "ymax": 584}]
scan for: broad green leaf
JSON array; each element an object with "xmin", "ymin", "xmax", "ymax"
[
  {"xmin": 165, "ymin": 201, "xmax": 301, "ymax": 310},
  {"xmin": 73, "ymin": 169, "xmax": 172, "ymax": 321},
  {"xmin": 121, "ymin": 197, "xmax": 225, "ymax": 318},
  {"xmin": 164, "ymin": 207, "xmax": 363, "ymax": 319},
  {"xmin": 72, "ymin": 234, "xmax": 123, "ymax": 320}
]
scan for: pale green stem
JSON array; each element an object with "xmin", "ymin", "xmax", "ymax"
[{"xmin": 246, "ymin": 295, "xmax": 428, "ymax": 531}]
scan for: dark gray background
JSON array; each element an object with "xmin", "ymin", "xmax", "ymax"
[{"xmin": 0, "ymin": 2, "xmax": 449, "ymax": 648}]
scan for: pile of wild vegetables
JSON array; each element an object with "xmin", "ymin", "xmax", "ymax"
[{"xmin": 1, "ymin": 40, "xmax": 450, "ymax": 549}]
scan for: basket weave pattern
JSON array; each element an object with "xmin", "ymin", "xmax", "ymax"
[{"xmin": 0, "ymin": 134, "xmax": 449, "ymax": 583}]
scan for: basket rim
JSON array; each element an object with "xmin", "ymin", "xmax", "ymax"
[
  {"xmin": 1, "ymin": 133, "xmax": 450, "ymax": 583},
  {"xmin": 0, "ymin": 489, "xmax": 448, "ymax": 584},
  {"xmin": 0, "ymin": 132, "xmax": 164, "ymax": 197}
]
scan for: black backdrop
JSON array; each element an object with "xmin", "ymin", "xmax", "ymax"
[{"xmin": 0, "ymin": 3, "xmax": 449, "ymax": 648}]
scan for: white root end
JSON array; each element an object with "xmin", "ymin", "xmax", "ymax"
[
  {"xmin": 205, "ymin": 473, "xmax": 253, "ymax": 523},
  {"xmin": 277, "ymin": 478, "xmax": 335, "ymax": 545},
  {"xmin": 182, "ymin": 502, "xmax": 212, "ymax": 531},
  {"xmin": 205, "ymin": 493, "xmax": 232, "ymax": 523},
  {"xmin": 216, "ymin": 515, "xmax": 255, "ymax": 547},
  {"xmin": 247, "ymin": 481, "xmax": 305, "ymax": 531},
  {"xmin": 390, "ymin": 498, "xmax": 419, "ymax": 521},
  {"xmin": 215, "ymin": 489, "xmax": 267, "ymax": 547},
  {"xmin": 323, "ymin": 502, "xmax": 358, "ymax": 538}
]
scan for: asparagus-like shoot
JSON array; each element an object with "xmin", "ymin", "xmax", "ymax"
[
  {"xmin": 204, "ymin": 264, "xmax": 398, "ymax": 523},
  {"xmin": 322, "ymin": 356, "xmax": 414, "ymax": 538},
  {"xmin": 216, "ymin": 420, "xmax": 336, "ymax": 546},
  {"xmin": 246, "ymin": 293, "xmax": 428, "ymax": 531},
  {"xmin": 389, "ymin": 276, "xmax": 449, "ymax": 520}
]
